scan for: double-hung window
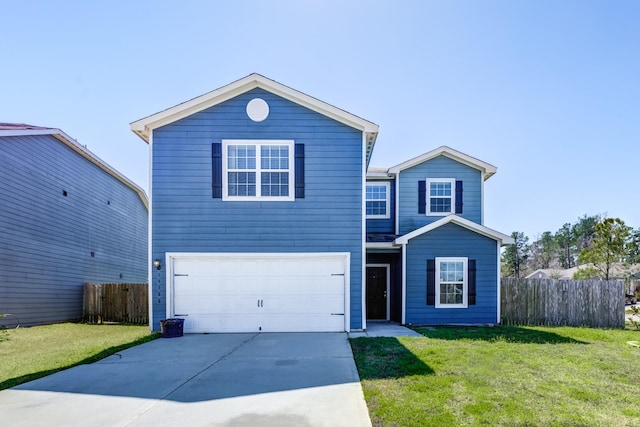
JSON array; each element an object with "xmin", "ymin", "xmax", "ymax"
[
  {"xmin": 366, "ymin": 182, "xmax": 390, "ymax": 218},
  {"xmin": 222, "ymin": 140, "xmax": 294, "ymax": 201},
  {"xmin": 426, "ymin": 178, "xmax": 455, "ymax": 215},
  {"xmin": 435, "ymin": 257, "xmax": 468, "ymax": 308}
]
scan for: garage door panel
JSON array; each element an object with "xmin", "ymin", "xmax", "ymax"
[
  {"xmin": 175, "ymin": 295, "xmax": 259, "ymax": 315},
  {"xmin": 171, "ymin": 254, "xmax": 347, "ymax": 333}
]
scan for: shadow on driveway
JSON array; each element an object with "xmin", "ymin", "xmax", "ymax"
[{"xmin": 0, "ymin": 333, "xmax": 372, "ymax": 427}]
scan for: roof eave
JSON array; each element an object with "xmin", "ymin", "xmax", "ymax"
[
  {"xmin": 130, "ymin": 74, "xmax": 379, "ymax": 154},
  {"xmin": 394, "ymin": 215, "xmax": 514, "ymax": 246},
  {"xmin": 388, "ymin": 145, "xmax": 497, "ymax": 181}
]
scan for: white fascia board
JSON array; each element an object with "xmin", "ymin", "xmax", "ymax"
[
  {"xmin": 394, "ymin": 214, "xmax": 515, "ymax": 245},
  {"xmin": 366, "ymin": 171, "xmax": 393, "ymax": 179},
  {"xmin": 130, "ymin": 73, "xmax": 379, "ymax": 143},
  {"xmin": 388, "ymin": 145, "xmax": 497, "ymax": 181},
  {"xmin": 1, "ymin": 128, "xmax": 149, "ymax": 210},
  {"xmin": 365, "ymin": 242, "xmax": 400, "ymax": 250}
]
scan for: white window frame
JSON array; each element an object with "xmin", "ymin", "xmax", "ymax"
[
  {"xmin": 426, "ymin": 178, "xmax": 455, "ymax": 216},
  {"xmin": 435, "ymin": 257, "xmax": 468, "ymax": 308},
  {"xmin": 366, "ymin": 181, "xmax": 390, "ymax": 219},
  {"xmin": 222, "ymin": 140, "xmax": 295, "ymax": 201}
]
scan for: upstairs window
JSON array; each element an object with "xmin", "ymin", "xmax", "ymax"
[
  {"xmin": 366, "ymin": 182, "xmax": 390, "ymax": 219},
  {"xmin": 222, "ymin": 140, "xmax": 294, "ymax": 201},
  {"xmin": 426, "ymin": 178, "xmax": 455, "ymax": 215}
]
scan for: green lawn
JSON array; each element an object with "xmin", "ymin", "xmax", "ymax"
[
  {"xmin": 351, "ymin": 325, "xmax": 640, "ymax": 426},
  {"xmin": 0, "ymin": 323, "xmax": 157, "ymax": 391}
]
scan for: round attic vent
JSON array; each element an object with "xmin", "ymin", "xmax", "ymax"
[{"xmin": 246, "ymin": 98, "xmax": 269, "ymax": 122}]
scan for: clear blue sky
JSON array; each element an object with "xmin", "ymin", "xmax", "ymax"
[{"xmin": 2, "ymin": 0, "xmax": 638, "ymax": 239}]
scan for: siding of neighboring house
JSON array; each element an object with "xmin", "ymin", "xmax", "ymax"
[
  {"xmin": 0, "ymin": 134, "xmax": 148, "ymax": 326},
  {"xmin": 398, "ymin": 156, "xmax": 482, "ymax": 235},
  {"xmin": 366, "ymin": 178, "xmax": 395, "ymax": 233},
  {"xmin": 151, "ymin": 87, "xmax": 364, "ymax": 330},
  {"xmin": 404, "ymin": 223, "xmax": 498, "ymax": 325}
]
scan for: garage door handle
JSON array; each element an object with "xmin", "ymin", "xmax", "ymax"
[
  {"xmin": 175, "ymin": 314, "xmax": 188, "ymax": 317},
  {"xmin": 174, "ymin": 274, "xmax": 189, "ymax": 277},
  {"xmin": 331, "ymin": 313, "xmax": 344, "ymax": 316}
]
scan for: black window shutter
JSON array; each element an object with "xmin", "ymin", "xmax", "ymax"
[
  {"xmin": 418, "ymin": 180, "xmax": 426, "ymax": 214},
  {"xmin": 468, "ymin": 259, "xmax": 477, "ymax": 305},
  {"xmin": 295, "ymin": 144, "xmax": 305, "ymax": 198},
  {"xmin": 455, "ymin": 180, "xmax": 463, "ymax": 214},
  {"xmin": 212, "ymin": 142, "xmax": 222, "ymax": 199},
  {"xmin": 426, "ymin": 259, "xmax": 436, "ymax": 305}
]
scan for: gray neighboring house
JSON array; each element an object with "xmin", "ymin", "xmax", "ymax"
[{"xmin": 0, "ymin": 123, "xmax": 148, "ymax": 326}]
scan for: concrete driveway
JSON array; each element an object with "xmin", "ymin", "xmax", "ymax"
[{"xmin": 0, "ymin": 333, "xmax": 371, "ymax": 427}]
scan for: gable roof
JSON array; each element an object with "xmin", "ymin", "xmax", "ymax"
[
  {"xmin": 394, "ymin": 214, "xmax": 514, "ymax": 246},
  {"xmin": 130, "ymin": 73, "xmax": 380, "ymax": 164},
  {"xmin": 387, "ymin": 145, "xmax": 497, "ymax": 180},
  {"xmin": 0, "ymin": 124, "xmax": 148, "ymax": 209}
]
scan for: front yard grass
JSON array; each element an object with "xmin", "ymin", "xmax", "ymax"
[
  {"xmin": 351, "ymin": 325, "xmax": 640, "ymax": 426},
  {"xmin": 0, "ymin": 323, "xmax": 157, "ymax": 391}
]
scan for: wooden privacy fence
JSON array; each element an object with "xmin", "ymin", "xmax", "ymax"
[
  {"xmin": 501, "ymin": 278, "xmax": 625, "ymax": 328},
  {"xmin": 83, "ymin": 283, "xmax": 148, "ymax": 325}
]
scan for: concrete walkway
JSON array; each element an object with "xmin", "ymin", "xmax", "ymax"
[
  {"xmin": 349, "ymin": 321, "xmax": 423, "ymax": 338},
  {"xmin": 0, "ymin": 333, "xmax": 371, "ymax": 427}
]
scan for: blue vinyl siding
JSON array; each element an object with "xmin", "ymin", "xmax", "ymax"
[
  {"xmin": 404, "ymin": 223, "xmax": 498, "ymax": 325},
  {"xmin": 365, "ymin": 178, "xmax": 395, "ymax": 233},
  {"xmin": 398, "ymin": 156, "xmax": 482, "ymax": 235},
  {"xmin": 0, "ymin": 135, "xmax": 148, "ymax": 326},
  {"xmin": 152, "ymin": 88, "xmax": 364, "ymax": 330}
]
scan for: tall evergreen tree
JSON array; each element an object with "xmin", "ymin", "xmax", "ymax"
[
  {"xmin": 502, "ymin": 231, "xmax": 529, "ymax": 278},
  {"xmin": 530, "ymin": 231, "xmax": 557, "ymax": 269},
  {"xmin": 555, "ymin": 223, "xmax": 576, "ymax": 269}
]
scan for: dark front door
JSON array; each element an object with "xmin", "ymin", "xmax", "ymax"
[{"xmin": 366, "ymin": 266, "xmax": 388, "ymax": 320}]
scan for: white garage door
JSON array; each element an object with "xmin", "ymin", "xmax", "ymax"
[{"xmin": 169, "ymin": 253, "xmax": 348, "ymax": 333}]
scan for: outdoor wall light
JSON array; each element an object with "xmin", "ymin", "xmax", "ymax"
[{"xmin": 153, "ymin": 259, "xmax": 162, "ymax": 270}]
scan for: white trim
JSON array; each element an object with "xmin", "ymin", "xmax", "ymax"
[
  {"xmin": 365, "ymin": 242, "xmax": 399, "ymax": 250},
  {"xmin": 496, "ymin": 242, "xmax": 501, "ymax": 323},
  {"xmin": 130, "ymin": 73, "xmax": 379, "ymax": 164},
  {"xmin": 435, "ymin": 257, "xmax": 468, "ymax": 309},
  {"xmin": 0, "ymin": 128, "xmax": 148, "ymax": 209},
  {"xmin": 366, "ymin": 171, "xmax": 392, "ymax": 179},
  {"xmin": 164, "ymin": 252, "xmax": 173, "ymax": 322},
  {"xmin": 395, "ymin": 214, "xmax": 515, "ymax": 246},
  {"xmin": 221, "ymin": 140, "xmax": 294, "ymax": 201},
  {"xmin": 361, "ymin": 132, "xmax": 367, "ymax": 331},
  {"xmin": 388, "ymin": 145, "xmax": 497, "ymax": 181},
  {"xmin": 165, "ymin": 252, "xmax": 351, "ymax": 332},
  {"xmin": 365, "ymin": 181, "xmax": 391, "ymax": 219},
  {"xmin": 395, "ymin": 173, "xmax": 400, "ymax": 235},
  {"xmin": 366, "ymin": 264, "xmax": 391, "ymax": 321},
  {"xmin": 481, "ymin": 177, "xmax": 485, "ymax": 225},
  {"xmin": 148, "ymin": 132, "xmax": 154, "ymax": 331},
  {"xmin": 425, "ymin": 178, "xmax": 455, "ymax": 216},
  {"xmin": 401, "ymin": 243, "xmax": 407, "ymax": 324}
]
